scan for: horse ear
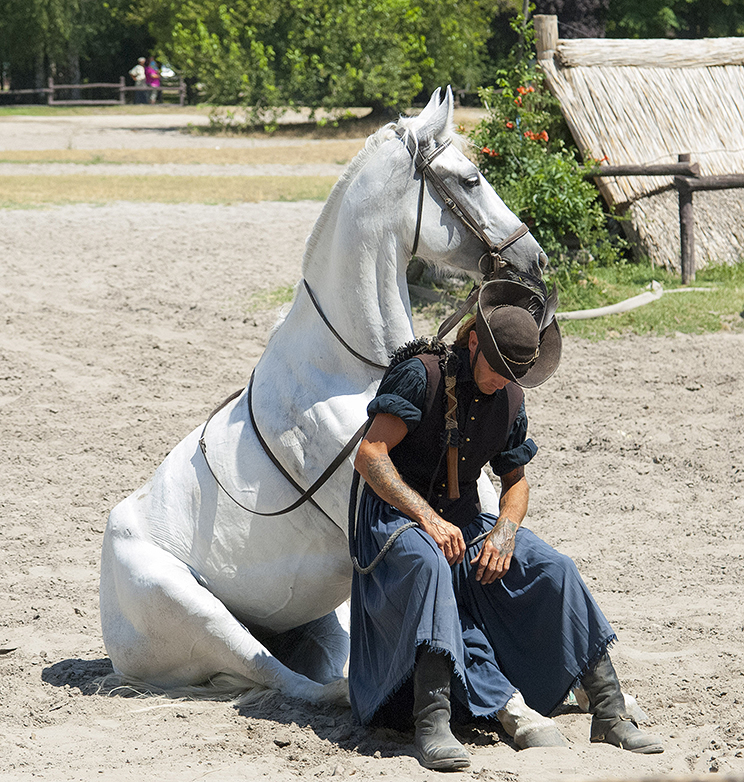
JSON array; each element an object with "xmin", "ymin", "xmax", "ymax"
[
  {"xmin": 416, "ymin": 88, "xmax": 442, "ymax": 125},
  {"xmin": 414, "ymin": 86, "xmax": 454, "ymax": 143}
]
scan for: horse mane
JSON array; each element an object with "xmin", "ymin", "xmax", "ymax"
[
  {"xmin": 302, "ymin": 107, "xmax": 462, "ymax": 270},
  {"xmin": 302, "ymin": 122, "xmax": 398, "ymax": 267}
]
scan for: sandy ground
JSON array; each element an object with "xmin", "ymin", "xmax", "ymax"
[{"xmin": 1, "ymin": 113, "xmax": 744, "ymax": 782}]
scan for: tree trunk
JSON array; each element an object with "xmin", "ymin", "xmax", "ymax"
[{"xmin": 68, "ymin": 48, "xmax": 81, "ymax": 101}]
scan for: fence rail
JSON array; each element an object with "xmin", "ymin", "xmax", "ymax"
[
  {"xmin": 0, "ymin": 76, "xmax": 186, "ymax": 106},
  {"xmin": 588, "ymin": 154, "xmax": 744, "ymax": 283}
]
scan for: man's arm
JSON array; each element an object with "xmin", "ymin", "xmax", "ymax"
[
  {"xmin": 470, "ymin": 466, "xmax": 529, "ymax": 584},
  {"xmin": 354, "ymin": 413, "xmax": 466, "ymax": 565}
]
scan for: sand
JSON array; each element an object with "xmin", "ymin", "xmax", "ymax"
[{"xmin": 1, "ymin": 113, "xmax": 743, "ymax": 782}]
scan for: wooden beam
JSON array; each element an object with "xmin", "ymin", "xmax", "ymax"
[
  {"xmin": 677, "ymin": 154, "xmax": 695, "ymax": 284},
  {"xmin": 675, "ymin": 174, "xmax": 744, "ymax": 192},
  {"xmin": 588, "ymin": 162, "xmax": 700, "ymax": 178},
  {"xmin": 534, "ymin": 15, "xmax": 558, "ymax": 60}
]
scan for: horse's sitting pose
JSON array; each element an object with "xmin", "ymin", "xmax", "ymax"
[{"xmin": 99, "ymin": 88, "xmax": 549, "ymax": 705}]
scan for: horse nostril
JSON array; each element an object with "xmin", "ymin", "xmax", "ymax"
[{"xmin": 538, "ymin": 251, "xmax": 549, "ymax": 270}]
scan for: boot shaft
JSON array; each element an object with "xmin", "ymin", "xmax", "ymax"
[
  {"xmin": 413, "ymin": 647, "xmax": 453, "ymax": 723},
  {"xmin": 581, "ymin": 653, "xmax": 627, "ymax": 722}
]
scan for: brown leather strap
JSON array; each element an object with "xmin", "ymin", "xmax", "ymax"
[
  {"xmin": 303, "ymin": 279, "xmax": 388, "ymax": 371},
  {"xmin": 436, "ymin": 283, "xmax": 481, "ymax": 341},
  {"xmin": 199, "ymin": 375, "xmax": 369, "ymax": 524},
  {"xmin": 397, "ymin": 130, "xmax": 532, "ymax": 341},
  {"xmin": 397, "ymin": 129, "xmax": 529, "ymax": 264}
]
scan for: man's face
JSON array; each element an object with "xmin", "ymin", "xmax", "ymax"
[{"xmin": 468, "ymin": 330, "xmax": 511, "ymax": 395}]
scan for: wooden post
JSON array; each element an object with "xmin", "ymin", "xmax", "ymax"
[
  {"xmin": 677, "ymin": 153, "xmax": 695, "ymax": 284},
  {"xmin": 47, "ymin": 76, "xmax": 54, "ymax": 105},
  {"xmin": 534, "ymin": 15, "xmax": 559, "ymax": 60},
  {"xmin": 119, "ymin": 76, "xmax": 126, "ymax": 105},
  {"xmin": 179, "ymin": 75, "xmax": 185, "ymax": 106}
]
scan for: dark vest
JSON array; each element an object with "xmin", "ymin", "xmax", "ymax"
[{"xmin": 388, "ymin": 350, "xmax": 524, "ymax": 527}]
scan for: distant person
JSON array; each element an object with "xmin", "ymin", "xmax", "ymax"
[
  {"xmin": 128, "ymin": 57, "xmax": 147, "ymax": 104},
  {"xmin": 145, "ymin": 57, "xmax": 161, "ymax": 104}
]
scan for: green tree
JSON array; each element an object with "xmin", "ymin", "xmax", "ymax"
[
  {"xmin": 0, "ymin": 0, "xmax": 152, "ymax": 92},
  {"xmin": 127, "ymin": 0, "xmax": 498, "ymax": 115},
  {"xmin": 605, "ymin": 0, "xmax": 744, "ymax": 38}
]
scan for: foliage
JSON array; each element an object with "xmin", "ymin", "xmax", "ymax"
[
  {"xmin": 470, "ymin": 15, "xmax": 626, "ymax": 278},
  {"xmin": 605, "ymin": 0, "xmax": 744, "ymax": 38},
  {"xmin": 127, "ymin": 0, "xmax": 498, "ymax": 118},
  {"xmin": 534, "ymin": 0, "xmax": 609, "ymax": 38},
  {"xmin": 0, "ymin": 0, "xmax": 153, "ymax": 88}
]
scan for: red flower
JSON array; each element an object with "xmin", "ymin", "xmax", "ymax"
[
  {"xmin": 514, "ymin": 97, "xmax": 522, "ymax": 106},
  {"xmin": 506, "ymin": 121, "xmax": 514, "ymax": 129}
]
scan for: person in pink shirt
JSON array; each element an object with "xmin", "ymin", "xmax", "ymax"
[{"xmin": 145, "ymin": 57, "xmax": 161, "ymax": 104}]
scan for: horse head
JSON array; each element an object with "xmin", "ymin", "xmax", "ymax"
[
  {"xmin": 393, "ymin": 87, "xmax": 552, "ymax": 325},
  {"xmin": 301, "ymin": 87, "xmax": 554, "ymax": 364}
]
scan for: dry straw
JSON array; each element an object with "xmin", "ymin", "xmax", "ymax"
[{"xmin": 535, "ymin": 15, "xmax": 744, "ymax": 270}]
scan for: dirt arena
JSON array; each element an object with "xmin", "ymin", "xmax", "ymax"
[{"xmin": 1, "ymin": 113, "xmax": 743, "ymax": 782}]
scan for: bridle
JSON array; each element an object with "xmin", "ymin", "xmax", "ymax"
[
  {"xmin": 395, "ymin": 129, "xmax": 536, "ymax": 340},
  {"xmin": 199, "ymin": 130, "xmax": 542, "ymax": 526},
  {"xmin": 398, "ymin": 130, "xmax": 530, "ymax": 282}
]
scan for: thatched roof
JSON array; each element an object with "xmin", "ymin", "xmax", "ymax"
[{"xmin": 535, "ymin": 15, "xmax": 744, "ymax": 270}]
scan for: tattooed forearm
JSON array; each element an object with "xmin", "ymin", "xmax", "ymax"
[
  {"xmin": 364, "ymin": 453, "xmax": 434, "ymax": 523},
  {"xmin": 488, "ymin": 516, "xmax": 518, "ymax": 555}
]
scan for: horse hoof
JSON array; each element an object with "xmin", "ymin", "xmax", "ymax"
[
  {"xmin": 319, "ymin": 677, "xmax": 350, "ymax": 707},
  {"xmin": 514, "ymin": 722, "xmax": 569, "ymax": 749}
]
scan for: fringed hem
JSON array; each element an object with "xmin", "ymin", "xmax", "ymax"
[
  {"xmin": 548, "ymin": 633, "xmax": 618, "ymax": 717},
  {"xmin": 355, "ymin": 640, "xmax": 460, "ymax": 726}
]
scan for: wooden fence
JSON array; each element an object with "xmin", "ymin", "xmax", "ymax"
[
  {"xmin": 0, "ymin": 76, "xmax": 186, "ymax": 106},
  {"xmin": 587, "ymin": 156, "xmax": 744, "ymax": 284}
]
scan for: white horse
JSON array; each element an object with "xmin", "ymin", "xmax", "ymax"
[{"xmin": 99, "ymin": 88, "xmax": 548, "ymax": 705}]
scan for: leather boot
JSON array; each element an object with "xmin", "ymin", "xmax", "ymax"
[
  {"xmin": 581, "ymin": 654, "xmax": 663, "ymax": 754},
  {"xmin": 412, "ymin": 648, "xmax": 470, "ymax": 770}
]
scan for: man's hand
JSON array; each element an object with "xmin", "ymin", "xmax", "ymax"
[
  {"xmin": 355, "ymin": 413, "xmax": 466, "ymax": 566},
  {"xmin": 470, "ymin": 516, "xmax": 518, "ymax": 584},
  {"xmin": 418, "ymin": 512, "xmax": 466, "ymax": 566}
]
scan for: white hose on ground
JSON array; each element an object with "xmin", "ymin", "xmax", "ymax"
[
  {"xmin": 556, "ymin": 281, "xmax": 664, "ymax": 321},
  {"xmin": 556, "ymin": 281, "xmax": 714, "ymax": 321}
]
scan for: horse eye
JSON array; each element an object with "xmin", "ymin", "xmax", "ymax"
[{"xmin": 463, "ymin": 174, "xmax": 480, "ymax": 189}]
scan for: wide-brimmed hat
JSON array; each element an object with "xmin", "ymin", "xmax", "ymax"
[{"xmin": 474, "ymin": 279, "xmax": 562, "ymax": 388}]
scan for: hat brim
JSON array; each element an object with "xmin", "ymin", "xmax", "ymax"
[{"xmin": 475, "ymin": 280, "xmax": 562, "ymax": 388}]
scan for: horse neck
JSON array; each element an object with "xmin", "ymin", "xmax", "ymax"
[{"xmin": 301, "ymin": 152, "xmax": 415, "ymax": 366}]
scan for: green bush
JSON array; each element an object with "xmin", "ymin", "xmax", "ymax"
[{"xmin": 470, "ymin": 17, "xmax": 627, "ymax": 280}]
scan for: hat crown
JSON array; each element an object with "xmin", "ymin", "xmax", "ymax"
[
  {"xmin": 488, "ymin": 307, "xmax": 539, "ymax": 367},
  {"xmin": 474, "ymin": 279, "xmax": 562, "ymax": 387}
]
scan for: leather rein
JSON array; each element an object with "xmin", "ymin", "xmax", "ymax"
[{"xmin": 198, "ymin": 132, "xmax": 533, "ymax": 524}]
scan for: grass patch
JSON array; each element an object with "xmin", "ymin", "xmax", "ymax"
[
  {"xmin": 245, "ymin": 285, "xmax": 297, "ymax": 313},
  {"xmin": 0, "ymin": 174, "xmax": 336, "ymax": 206},
  {"xmin": 410, "ymin": 260, "xmax": 744, "ymax": 340},
  {"xmin": 0, "ymin": 142, "xmax": 364, "ymax": 166},
  {"xmin": 554, "ymin": 260, "xmax": 744, "ymax": 339}
]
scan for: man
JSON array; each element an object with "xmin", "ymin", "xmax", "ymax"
[
  {"xmin": 128, "ymin": 57, "xmax": 147, "ymax": 104},
  {"xmin": 349, "ymin": 280, "xmax": 663, "ymax": 771}
]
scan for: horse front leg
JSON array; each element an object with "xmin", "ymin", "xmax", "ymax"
[{"xmin": 100, "ymin": 512, "xmax": 349, "ymax": 705}]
